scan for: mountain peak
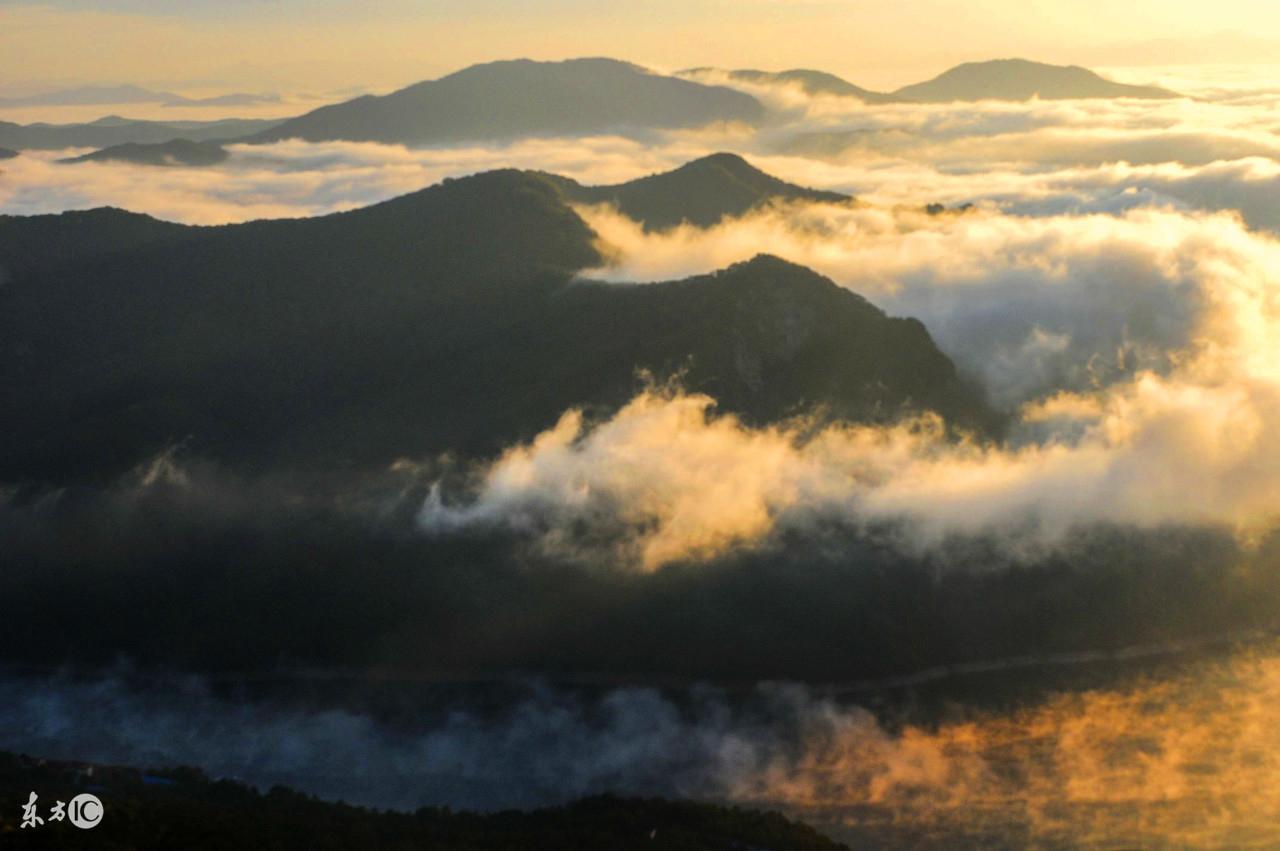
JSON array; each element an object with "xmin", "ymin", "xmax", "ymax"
[
  {"xmin": 670, "ymin": 151, "xmax": 771, "ymax": 182},
  {"xmin": 713, "ymin": 253, "xmax": 882, "ymax": 312},
  {"xmin": 551, "ymin": 153, "xmax": 850, "ymax": 231},
  {"xmin": 683, "ymin": 151, "xmax": 753, "ymax": 169},
  {"xmin": 723, "ymin": 252, "xmax": 820, "ymax": 277},
  {"xmin": 2, "ymin": 165, "xmax": 993, "ymax": 481},
  {"xmin": 60, "ymin": 138, "xmax": 228, "ymax": 167},
  {"xmin": 893, "ymin": 58, "xmax": 1179, "ymax": 102},
  {"xmin": 250, "ymin": 58, "xmax": 763, "ymax": 146},
  {"xmin": 440, "ymin": 56, "xmax": 649, "ymax": 80}
]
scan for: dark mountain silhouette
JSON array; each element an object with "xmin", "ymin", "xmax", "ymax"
[
  {"xmin": 249, "ymin": 58, "xmax": 764, "ymax": 145},
  {"xmin": 0, "ymin": 752, "xmax": 848, "ymax": 850},
  {"xmin": 681, "ymin": 67, "xmax": 898, "ymax": 104},
  {"xmin": 60, "ymin": 138, "xmax": 229, "ymax": 166},
  {"xmin": 0, "ymin": 161, "xmax": 990, "ymax": 484},
  {"xmin": 544, "ymin": 151, "xmax": 851, "ymax": 230},
  {"xmin": 893, "ymin": 58, "xmax": 1179, "ymax": 102},
  {"xmin": 0, "ymin": 115, "xmax": 281, "ymax": 150},
  {"xmin": 0, "ymin": 147, "xmax": 16, "ymax": 160}
]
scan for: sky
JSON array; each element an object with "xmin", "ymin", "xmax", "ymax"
[{"xmin": 3, "ymin": 0, "xmax": 1280, "ymax": 95}]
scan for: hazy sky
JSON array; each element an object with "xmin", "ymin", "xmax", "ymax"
[{"xmin": 3, "ymin": 1, "xmax": 1280, "ymax": 94}]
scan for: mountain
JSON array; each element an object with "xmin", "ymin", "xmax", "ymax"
[
  {"xmin": 0, "ymin": 58, "xmax": 1177, "ymax": 153},
  {"xmin": 681, "ymin": 60, "xmax": 1176, "ymax": 105},
  {"xmin": 0, "ymin": 84, "xmax": 182, "ymax": 108},
  {"xmin": 0, "ymin": 160, "xmax": 990, "ymax": 483},
  {"xmin": 249, "ymin": 58, "xmax": 764, "ymax": 145},
  {"xmin": 681, "ymin": 67, "xmax": 897, "ymax": 104},
  {"xmin": 544, "ymin": 151, "xmax": 851, "ymax": 230},
  {"xmin": 0, "ymin": 752, "xmax": 848, "ymax": 850},
  {"xmin": 0, "ymin": 84, "xmax": 279, "ymax": 108},
  {"xmin": 164, "ymin": 92, "xmax": 281, "ymax": 107},
  {"xmin": 0, "ymin": 116, "xmax": 282, "ymax": 150},
  {"xmin": 892, "ymin": 58, "xmax": 1180, "ymax": 102},
  {"xmin": 61, "ymin": 138, "xmax": 229, "ymax": 166}
]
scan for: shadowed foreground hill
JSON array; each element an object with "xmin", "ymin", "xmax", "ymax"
[
  {"xmin": 0, "ymin": 160, "xmax": 990, "ymax": 483},
  {"xmin": 545, "ymin": 152, "xmax": 851, "ymax": 230},
  {"xmin": 893, "ymin": 58, "xmax": 1179, "ymax": 102},
  {"xmin": 60, "ymin": 138, "xmax": 228, "ymax": 167},
  {"xmin": 0, "ymin": 752, "xmax": 846, "ymax": 850},
  {"xmin": 250, "ymin": 58, "xmax": 764, "ymax": 145}
]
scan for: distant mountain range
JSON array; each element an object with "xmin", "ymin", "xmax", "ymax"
[
  {"xmin": 0, "ymin": 84, "xmax": 279, "ymax": 109},
  {"xmin": 0, "ymin": 154, "xmax": 990, "ymax": 483},
  {"xmin": 684, "ymin": 58, "xmax": 1179, "ymax": 104},
  {"xmin": 168, "ymin": 92, "xmax": 282, "ymax": 108},
  {"xmin": 891, "ymin": 58, "xmax": 1178, "ymax": 102},
  {"xmin": 250, "ymin": 57, "xmax": 1175, "ymax": 146},
  {"xmin": 59, "ymin": 138, "xmax": 229, "ymax": 166},
  {"xmin": 0, "ymin": 115, "xmax": 281, "ymax": 150},
  {"xmin": 248, "ymin": 58, "xmax": 764, "ymax": 145},
  {"xmin": 4, "ymin": 58, "xmax": 1180, "ymax": 155}
]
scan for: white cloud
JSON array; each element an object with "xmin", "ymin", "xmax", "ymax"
[{"xmin": 425, "ymin": 199, "xmax": 1280, "ymax": 568}]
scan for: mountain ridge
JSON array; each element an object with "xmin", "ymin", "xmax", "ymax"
[
  {"xmin": 249, "ymin": 58, "xmax": 764, "ymax": 146},
  {"xmin": 59, "ymin": 137, "xmax": 229, "ymax": 166},
  {"xmin": 681, "ymin": 58, "xmax": 1179, "ymax": 105},
  {"xmin": 892, "ymin": 58, "xmax": 1179, "ymax": 102},
  {"xmin": 542, "ymin": 151, "xmax": 851, "ymax": 230},
  {"xmin": 0, "ymin": 58, "xmax": 1181, "ymax": 154},
  {"xmin": 0, "ymin": 84, "xmax": 279, "ymax": 108},
  {"xmin": 0, "ymin": 116, "xmax": 281, "ymax": 150},
  {"xmin": 0, "ymin": 750, "xmax": 848, "ymax": 850},
  {"xmin": 0, "ymin": 159, "xmax": 992, "ymax": 483}
]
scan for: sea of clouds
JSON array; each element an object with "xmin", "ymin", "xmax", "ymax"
[
  {"xmin": 6, "ymin": 65, "xmax": 1280, "ymax": 845},
  {"xmin": 7, "ymin": 69, "xmax": 1279, "ymax": 568},
  {"xmin": 7, "ymin": 66, "xmax": 1280, "ymax": 617}
]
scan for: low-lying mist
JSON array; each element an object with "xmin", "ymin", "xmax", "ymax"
[
  {"xmin": 444, "ymin": 196, "xmax": 1280, "ymax": 565},
  {"xmin": 579, "ymin": 202, "xmax": 1275, "ymax": 407},
  {"xmin": 5, "ymin": 640, "xmax": 1280, "ymax": 847},
  {"xmin": 3, "ymin": 454, "xmax": 1278, "ymax": 683}
]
